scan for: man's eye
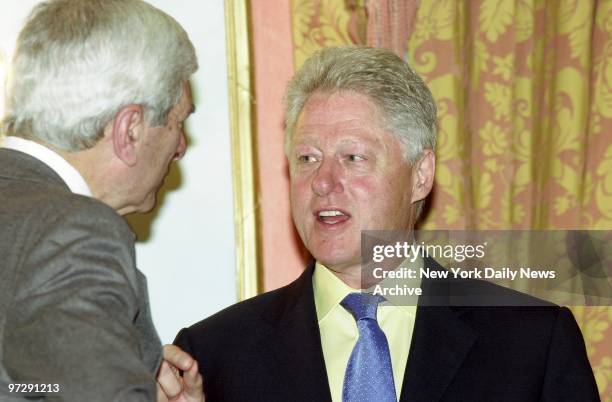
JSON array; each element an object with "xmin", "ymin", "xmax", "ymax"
[
  {"xmin": 348, "ymin": 154, "xmax": 365, "ymax": 162},
  {"xmin": 298, "ymin": 155, "xmax": 317, "ymax": 163}
]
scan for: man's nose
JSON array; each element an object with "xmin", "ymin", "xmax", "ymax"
[
  {"xmin": 312, "ymin": 158, "xmax": 343, "ymax": 196},
  {"xmin": 173, "ymin": 132, "xmax": 187, "ymax": 161}
]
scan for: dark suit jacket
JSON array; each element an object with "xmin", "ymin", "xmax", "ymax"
[
  {"xmin": 176, "ymin": 258, "xmax": 599, "ymax": 402},
  {"xmin": 0, "ymin": 148, "xmax": 162, "ymax": 402}
]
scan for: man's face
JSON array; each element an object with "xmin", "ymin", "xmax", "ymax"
[
  {"xmin": 288, "ymin": 91, "xmax": 419, "ymax": 273},
  {"xmin": 133, "ymin": 82, "xmax": 194, "ymax": 213}
]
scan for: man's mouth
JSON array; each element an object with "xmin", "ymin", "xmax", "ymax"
[{"xmin": 316, "ymin": 209, "xmax": 351, "ymax": 225}]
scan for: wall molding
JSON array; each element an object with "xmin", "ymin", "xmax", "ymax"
[{"xmin": 225, "ymin": 0, "xmax": 261, "ymax": 300}]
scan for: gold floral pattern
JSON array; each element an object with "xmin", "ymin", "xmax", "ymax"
[
  {"xmin": 406, "ymin": 1, "xmax": 612, "ymax": 398},
  {"xmin": 291, "ymin": 0, "xmax": 360, "ymax": 69},
  {"xmin": 479, "ymin": 0, "xmax": 514, "ymax": 42}
]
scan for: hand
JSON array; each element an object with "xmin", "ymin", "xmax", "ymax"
[{"xmin": 156, "ymin": 344, "xmax": 204, "ymax": 402}]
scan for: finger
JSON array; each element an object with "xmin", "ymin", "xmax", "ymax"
[
  {"xmin": 157, "ymin": 360, "xmax": 183, "ymax": 399},
  {"xmin": 163, "ymin": 344, "xmax": 194, "ymax": 372},
  {"xmin": 182, "ymin": 360, "xmax": 204, "ymax": 399},
  {"xmin": 156, "ymin": 382, "xmax": 169, "ymax": 402}
]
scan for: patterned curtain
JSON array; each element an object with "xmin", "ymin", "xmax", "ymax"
[{"xmin": 290, "ymin": 0, "xmax": 611, "ymax": 398}]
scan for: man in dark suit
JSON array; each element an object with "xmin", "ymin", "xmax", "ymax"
[
  {"xmin": 0, "ymin": 1, "xmax": 203, "ymax": 401},
  {"xmin": 175, "ymin": 46, "xmax": 599, "ymax": 401}
]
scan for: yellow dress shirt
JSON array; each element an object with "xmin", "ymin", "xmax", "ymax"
[{"xmin": 313, "ymin": 261, "xmax": 419, "ymax": 402}]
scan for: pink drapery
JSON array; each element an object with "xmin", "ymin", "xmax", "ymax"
[{"xmin": 364, "ymin": 0, "xmax": 419, "ymax": 58}]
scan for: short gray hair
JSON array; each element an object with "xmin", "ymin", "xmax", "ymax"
[
  {"xmin": 3, "ymin": 0, "xmax": 198, "ymax": 151},
  {"xmin": 284, "ymin": 46, "xmax": 436, "ymax": 162}
]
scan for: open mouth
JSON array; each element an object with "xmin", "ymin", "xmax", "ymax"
[{"xmin": 316, "ymin": 209, "xmax": 351, "ymax": 225}]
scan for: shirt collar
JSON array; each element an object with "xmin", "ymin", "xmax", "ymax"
[
  {"xmin": 2, "ymin": 136, "xmax": 92, "ymax": 197},
  {"xmin": 313, "ymin": 256, "xmax": 423, "ymax": 323},
  {"xmin": 313, "ymin": 262, "xmax": 356, "ymax": 323}
]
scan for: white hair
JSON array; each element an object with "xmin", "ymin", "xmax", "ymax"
[
  {"xmin": 2, "ymin": 0, "xmax": 198, "ymax": 151},
  {"xmin": 284, "ymin": 46, "xmax": 437, "ymax": 163}
]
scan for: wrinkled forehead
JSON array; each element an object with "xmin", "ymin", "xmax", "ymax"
[
  {"xmin": 298, "ymin": 89, "xmax": 384, "ymax": 119},
  {"xmin": 291, "ymin": 91, "xmax": 394, "ymax": 147}
]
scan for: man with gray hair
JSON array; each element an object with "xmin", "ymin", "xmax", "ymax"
[
  {"xmin": 176, "ymin": 46, "xmax": 598, "ymax": 401},
  {"xmin": 0, "ymin": 1, "xmax": 203, "ymax": 401}
]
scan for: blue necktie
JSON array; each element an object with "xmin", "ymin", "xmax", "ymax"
[{"xmin": 341, "ymin": 293, "xmax": 397, "ymax": 402}]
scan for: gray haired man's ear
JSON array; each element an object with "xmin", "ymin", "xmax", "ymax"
[
  {"xmin": 112, "ymin": 104, "xmax": 144, "ymax": 167},
  {"xmin": 410, "ymin": 149, "xmax": 435, "ymax": 204}
]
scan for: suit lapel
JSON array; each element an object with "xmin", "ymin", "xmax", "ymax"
[
  {"xmin": 259, "ymin": 263, "xmax": 332, "ymax": 402},
  {"xmin": 399, "ymin": 258, "xmax": 478, "ymax": 402}
]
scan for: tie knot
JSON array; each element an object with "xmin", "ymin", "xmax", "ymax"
[{"xmin": 341, "ymin": 292, "xmax": 384, "ymax": 321}]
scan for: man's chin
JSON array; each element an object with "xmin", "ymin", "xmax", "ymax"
[
  {"xmin": 126, "ymin": 195, "xmax": 157, "ymax": 215},
  {"xmin": 314, "ymin": 252, "xmax": 361, "ymax": 271},
  {"xmin": 140, "ymin": 197, "xmax": 157, "ymax": 213}
]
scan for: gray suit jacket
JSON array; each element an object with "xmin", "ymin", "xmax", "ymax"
[{"xmin": 0, "ymin": 148, "xmax": 162, "ymax": 401}]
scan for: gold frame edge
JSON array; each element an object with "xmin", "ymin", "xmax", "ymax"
[{"xmin": 225, "ymin": 0, "xmax": 260, "ymax": 300}]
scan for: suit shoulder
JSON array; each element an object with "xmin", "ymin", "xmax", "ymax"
[
  {"xmin": 60, "ymin": 195, "xmax": 132, "ymax": 237},
  {"xmin": 176, "ymin": 270, "xmax": 313, "ymax": 350},
  {"xmin": 448, "ymin": 277, "xmax": 563, "ymax": 324},
  {"xmin": 25, "ymin": 188, "xmax": 132, "ymax": 242},
  {"xmin": 174, "ymin": 275, "xmax": 311, "ymax": 370},
  {"xmin": 459, "ymin": 276, "xmax": 556, "ymax": 307},
  {"xmin": 0, "ymin": 181, "xmax": 134, "ymax": 273},
  {"xmin": 450, "ymin": 278, "xmax": 571, "ymax": 340},
  {"xmin": 186, "ymin": 282, "xmax": 295, "ymax": 336}
]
